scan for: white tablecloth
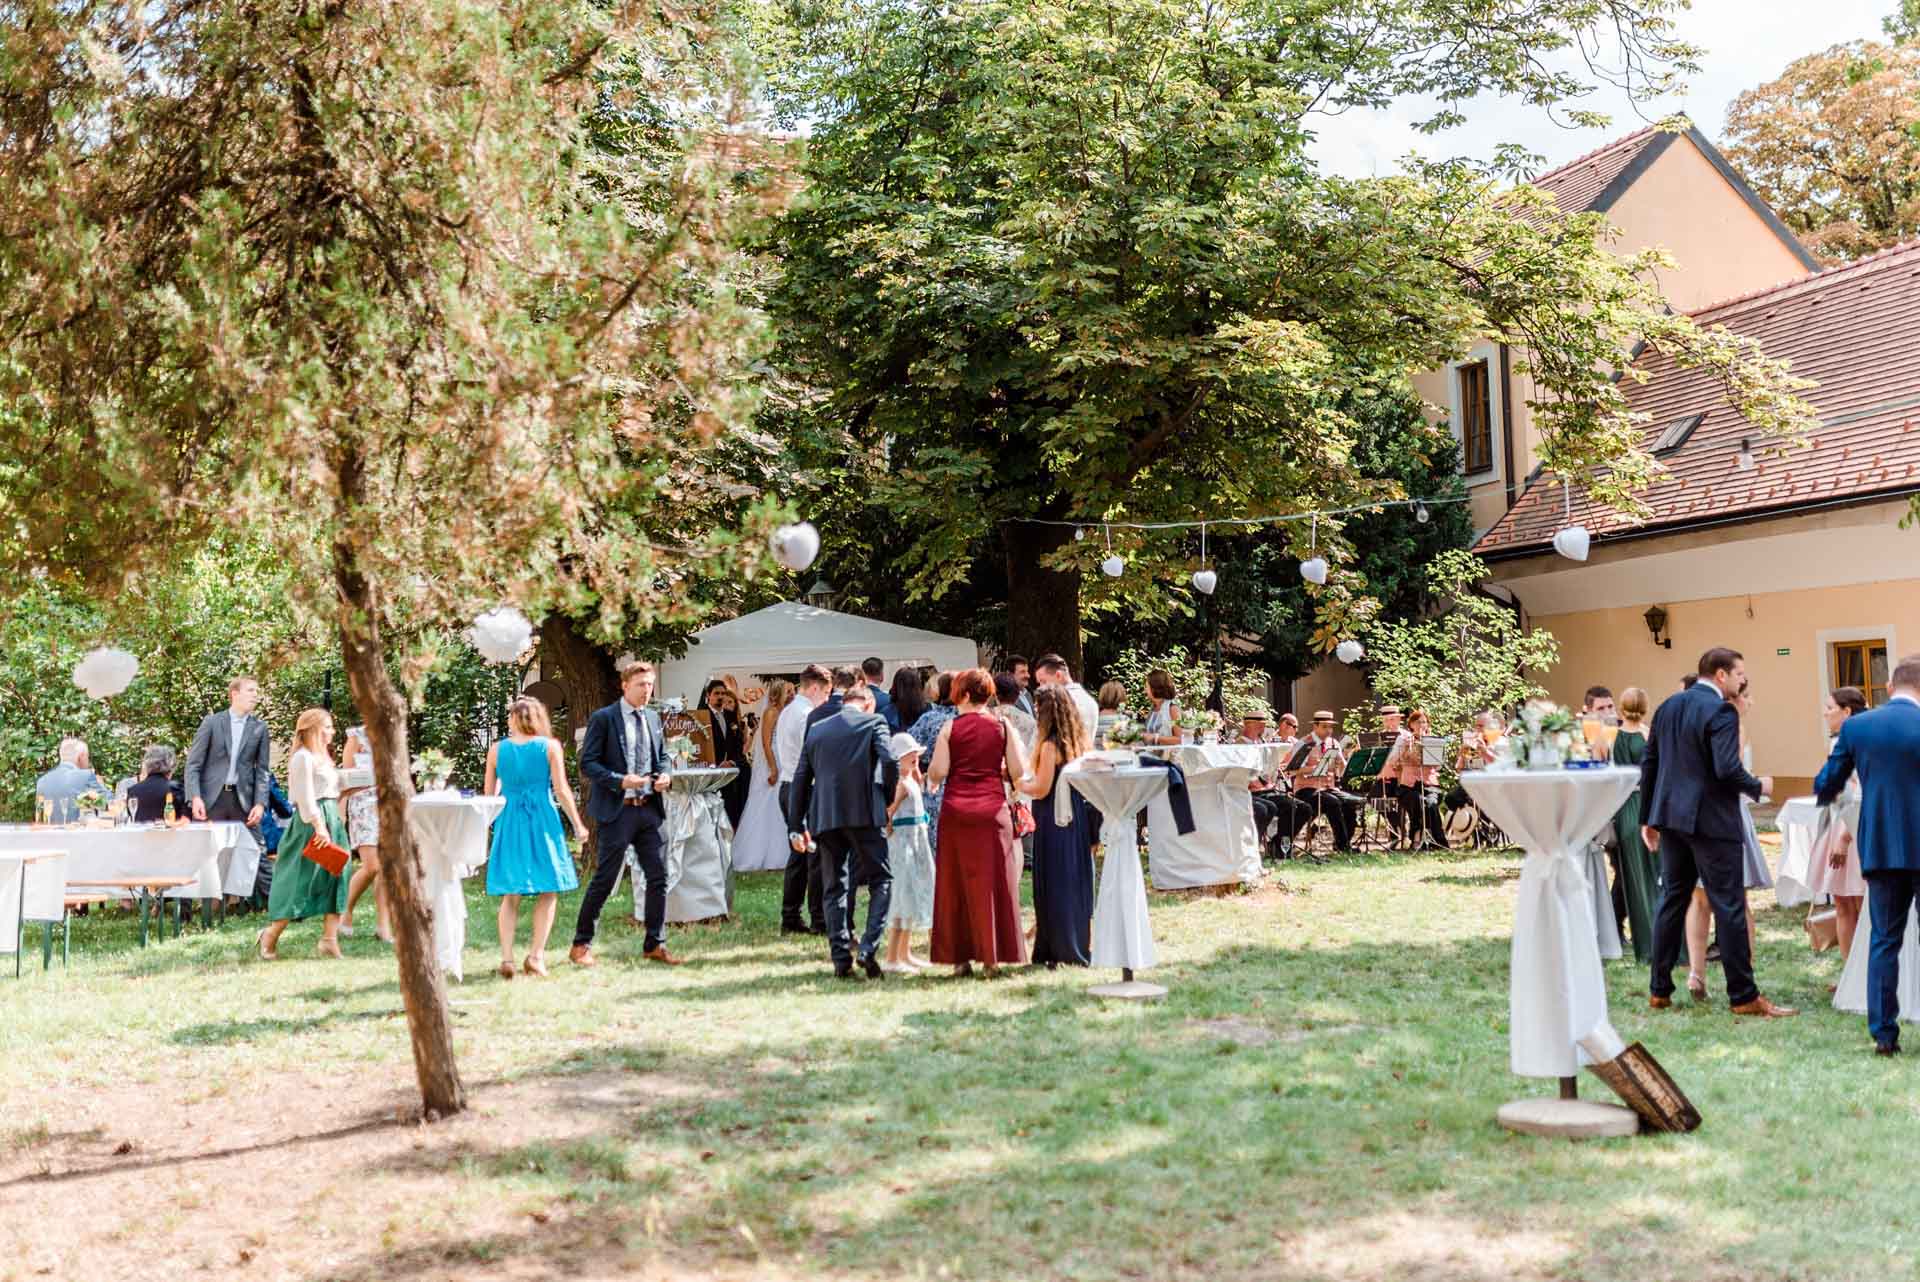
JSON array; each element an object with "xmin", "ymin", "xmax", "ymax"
[
  {"xmin": 410, "ymin": 793, "xmax": 505, "ymax": 981},
  {"xmin": 1064, "ymin": 764, "xmax": 1167, "ymax": 972},
  {"xmin": 0, "ymin": 823, "xmax": 254, "ymax": 900},
  {"xmin": 1460, "ymin": 767, "xmax": 1641, "ymax": 1079},
  {"xmin": 1775, "ymin": 796, "xmax": 1819, "ymax": 907},
  {"xmin": 1139, "ymin": 744, "xmax": 1278, "ymax": 889},
  {"xmin": 1835, "ymin": 901, "xmax": 1920, "ymax": 1020},
  {"xmin": 0, "ymin": 851, "xmax": 68, "ymax": 955},
  {"xmin": 628, "ymin": 768, "xmax": 737, "ymax": 923}
]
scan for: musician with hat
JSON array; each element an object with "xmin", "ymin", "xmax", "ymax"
[{"xmin": 1289, "ymin": 711, "xmax": 1359, "ymax": 853}]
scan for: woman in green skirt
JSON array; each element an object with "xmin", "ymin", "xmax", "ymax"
[
  {"xmin": 259, "ymin": 707, "xmax": 350, "ymax": 960},
  {"xmin": 1611, "ymin": 687, "xmax": 1659, "ymax": 964}
]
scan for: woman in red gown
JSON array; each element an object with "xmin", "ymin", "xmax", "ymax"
[{"xmin": 929, "ymin": 667, "xmax": 1031, "ymax": 975}]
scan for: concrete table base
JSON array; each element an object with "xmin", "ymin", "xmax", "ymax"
[
  {"xmin": 1495, "ymin": 1097, "xmax": 1641, "ymax": 1140},
  {"xmin": 1089, "ymin": 980, "xmax": 1168, "ymax": 1001}
]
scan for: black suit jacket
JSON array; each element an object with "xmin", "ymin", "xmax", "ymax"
[
  {"xmin": 1641, "ymin": 682, "xmax": 1762, "ymax": 842},
  {"xmin": 127, "ymin": 773, "xmax": 188, "ymax": 824},
  {"xmin": 580, "ymin": 700, "xmax": 671, "ymax": 826},
  {"xmin": 788, "ymin": 706, "xmax": 898, "ymax": 835},
  {"xmin": 707, "ymin": 707, "xmax": 747, "ymax": 769}
]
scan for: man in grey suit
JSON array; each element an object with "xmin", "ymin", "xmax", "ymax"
[
  {"xmin": 787, "ymin": 684, "xmax": 898, "ymax": 979},
  {"xmin": 185, "ymin": 676, "xmax": 273, "ymax": 903},
  {"xmin": 36, "ymin": 737, "xmax": 104, "ymax": 823}
]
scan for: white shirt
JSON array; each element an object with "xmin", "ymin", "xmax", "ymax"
[
  {"xmin": 287, "ymin": 747, "xmax": 339, "ymax": 826},
  {"xmin": 224, "ymin": 711, "xmax": 249, "ymax": 788},
  {"xmin": 623, "ymin": 700, "xmax": 651, "ymax": 799},
  {"xmin": 1893, "ymin": 693, "xmax": 1919, "ymax": 707},
  {"xmin": 1066, "ymin": 683, "xmax": 1099, "ymax": 748},
  {"xmin": 775, "ymin": 694, "xmax": 816, "ymax": 784}
]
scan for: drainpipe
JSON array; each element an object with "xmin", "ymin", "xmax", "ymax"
[{"xmin": 1499, "ymin": 343, "xmax": 1518, "ymax": 511}]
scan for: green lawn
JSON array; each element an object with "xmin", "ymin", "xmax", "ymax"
[{"xmin": 0, "ymin": 850, "xmax": 1909, "ymax": 1281}]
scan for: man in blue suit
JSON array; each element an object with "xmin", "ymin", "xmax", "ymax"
[
  {"xmin": 1815, "ymin": 654, "xmax": 1920, "ymax": 1054},
  {"xmin": 572, "ymin": 660, "xmax": 679, "ymax": 968},
  {"xmin": 788, "ymin": 684, "xmax": 898, "ymax": 979},
  {"xmin": 861, "ymin": 657, "xmax": 899, "ymax": 732},
  {"xmin": 1642, "ymin": 647, "xmax": 1796, "ymax": 1017}
]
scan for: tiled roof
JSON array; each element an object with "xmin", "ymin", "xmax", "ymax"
[
  {"xmin": 1526, "ymin": 125, "xmax": 1668, "ymax": 214},
  {"xmin": 1475, "ymin": 240, "xmax": 1920, "ymax": 557}
]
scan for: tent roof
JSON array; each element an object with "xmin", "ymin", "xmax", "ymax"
[{"xmin": 656, "ymin": 601, "xmax": 978, "ymax": 697}]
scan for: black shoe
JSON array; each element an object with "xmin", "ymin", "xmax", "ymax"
[
  {"xmin": 833, "ymin": 962, "xmax": 856, "ymax": 979},
  {"xmin": 861, "ymin": 955, "xmax": 884, "ymax": 980},
  {"xmin": 809, "ymin": 924, "xmax": 828, "ymax": 936},
  {"xmin": 781, "ymin": 924, "xmax": 810, "ymax": 936},
  {"xmin": 1877, "ymin": 1041, "xmax": 1901, "ymax": 1056}
]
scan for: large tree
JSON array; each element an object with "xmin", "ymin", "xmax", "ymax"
[
  {"xmin": 762, "ymin": 0, "xmax": 1815, "ymax": 669},
  {"xmin": 1723, "ymin": 40, "xmax": 1920, "ymax": 263},
  {"xmin": 0, "ymin": 0, "xmax": 787, "ymax": 1116}
]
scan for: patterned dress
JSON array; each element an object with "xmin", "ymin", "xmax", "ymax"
[{"xmin": 886, "ymin": 775, "xmax": 935, "ymax": 930}]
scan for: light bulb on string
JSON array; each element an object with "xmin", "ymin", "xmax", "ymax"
[
  {"xmin": 1074, "ymin": 527, "xmax": 1086, "ymax": 541},
  {"xmin": 1551, "ymin": 478, "xmax": 1590, "ymax": 563},
  {"xmin": 1736, "ymin": 438, "xmax": 1755, "ymax": 472},
  {"xmin": 1415, "ymin": 502, "xmax": 1430, "ymax": 525}
]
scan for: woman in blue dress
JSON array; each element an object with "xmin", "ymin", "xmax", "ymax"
[
  {"xmin": 1016, "ymin": 686, "xmax": 1095, "ymax": 968},
  {"xmin": 485, "ymin": 696, "xmax": 587, "ymax": 979}
]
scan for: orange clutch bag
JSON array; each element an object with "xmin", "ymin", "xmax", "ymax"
[{"xmin": 301, "ymin": 829, "xmax": 351, "ymax": 876}]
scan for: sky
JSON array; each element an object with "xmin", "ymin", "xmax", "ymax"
[{"xmin": 1308, "ymin": 0, "xmax": 1896, "ymax": 179}]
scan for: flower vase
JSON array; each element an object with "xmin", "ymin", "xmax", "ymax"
[
  {"xmin": 425, "ymin": 774, "xmax": 450, "ymax": 793},
  {"xmin": 1202, "ymin": 731, "xmax": 1220, "ymax": 745},
  {"xmin": 1526, "ymin": 737, "xmax": 1563, "ymax": 771},
  {"xmin": 1181, "ymin": 730, "xmax": 1195, "ymax": 745}
]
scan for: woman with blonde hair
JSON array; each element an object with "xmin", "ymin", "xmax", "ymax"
[
  {"xmin": 732, "ymin": 680, "xmax": 797, "ymax": 873},
  {"xmin": 1611, "ymin": 687, "xmax": 1658, "ymax": 963},
  {"xmin": 484, "ymin": 695, "xmax": 586, "ymax": 979},
  {"xmin": 258, "ymin": 708, "xmax": 350, "ymax": 960}
]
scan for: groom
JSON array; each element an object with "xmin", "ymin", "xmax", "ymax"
[
  {"xmin": 1642, "ymin": 647, "xmax": 1793, "ymax": 1017},
  {"xmin": 572, "ymin": 660, "xmax": 679, "ymax": 968},
  {"xmin": 787, "ymin": 683, "xmax": 897, "ymax": 979},
  {"xmin": 1815, "ymin": 654, "xmax": 1920, "ymax": 1054}
]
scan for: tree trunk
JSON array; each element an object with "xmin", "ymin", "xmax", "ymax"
[
  {"xmin": 1003, "ymin": 521, "xmax": 1083, "ymax": 675},
  {"xmin": 537, "ymin": 613, "xmax": 619, "ymax": 863},
  {"xmin": 333, "ymin": 548, "xmax": 466, "ymax": 1119}
]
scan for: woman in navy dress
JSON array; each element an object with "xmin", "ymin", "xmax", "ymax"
[
  {"xmin": 485, "ymin": 696, "xmax": 586, "ymax": 979},
  {"xmin": 1017, "ymin": 686, "xmax": 1095, "ymax": 968}
]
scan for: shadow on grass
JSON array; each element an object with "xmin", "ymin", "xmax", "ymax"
[
  {"xmin": 0, "ymin": 1114, "xmax": 397, "ymax": 1189},
  {"xmin": 169, "ymin": 1006, "xmax": 401, "ymax": 1046}
]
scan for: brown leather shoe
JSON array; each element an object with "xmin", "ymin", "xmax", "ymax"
[
  {"xmin": 568, "ymin": 944, "xmax": 596, "ymax": 968},
  {"xmin": 1648, "ymin": 995, "xmax": 1672, "ymax": 1010},
  {"xmin": 1731, "ymin": 995, "xmax": 1799, "ymax": 1018},
  {"xmin": 643, "ymin": 946, "xmax": 683, "ymax": 966}
]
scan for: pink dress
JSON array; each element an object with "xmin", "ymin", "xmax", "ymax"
[{"xmin": 1805, "ymin": 742, "xmax": 1864, "ymax": 898}]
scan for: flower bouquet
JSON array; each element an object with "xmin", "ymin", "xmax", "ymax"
[
  {"xmin": 1177, "ymin": 707, "xmax": 1224, "ymax": 744},
  {"xmin": 665, "ymin": 734, "xmax": 696, "ymax": 768},
  {"xmin": 1105, "ymin": 717, "xmax": 1145, "ymax": 749},
  {"xmin": 1512, "ymin": 700, "xmax": 1576, "ymax": 771},
  {"xmin": 411, "ymin": 748, "xmax": 454, "ymax": 792}
]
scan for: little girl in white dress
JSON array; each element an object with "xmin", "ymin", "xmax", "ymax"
[{"xmin": 883, "ymin": 733, "xmax": 935, "ymax": 974}]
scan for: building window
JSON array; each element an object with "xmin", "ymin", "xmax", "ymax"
[
  {"xmin": 1458, "ymin": 360, "xmax": 1493, "ymax": 475},
  {"xmin": 1651, "ymin": 413, "xmax": 1704, "ymax": 457},
  {"xmin": 1831, "ymin": 639, "xmax": 1890, "ymax": 706}
]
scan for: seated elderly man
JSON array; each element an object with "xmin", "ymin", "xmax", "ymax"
[{"xmin": 36, "ymin": 737, "xmax": 104, "ymax": 823}]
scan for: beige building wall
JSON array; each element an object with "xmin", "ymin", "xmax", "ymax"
[
  {"xmin": 1290, "ymin": 659, "xmax": 1373, "ymax": 729},
  {"xmin": 1521, "ymin": 579, "xmax": 1919, "ymax": 796}
]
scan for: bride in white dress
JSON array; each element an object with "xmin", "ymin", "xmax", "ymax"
[{"xmin": 732, "ymin": 680, "xmax": 796, "ymax": 872}]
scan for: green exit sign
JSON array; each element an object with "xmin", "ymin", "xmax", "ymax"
[{"xmin": 1777, "ymin": 648, "xmax": 1791, "ymax": 656}]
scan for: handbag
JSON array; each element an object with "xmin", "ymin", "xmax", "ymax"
[
  {"xmin": 301, "ymin": 826, "xmax": 351, "ymax": 876},
  {"xmin": 1805, "ymin": 905, "xmax": 1840, "ymax": 952},
  {"xmin": 1012, "ymin": 800, "xmax": 1037, "ymax": 837}
]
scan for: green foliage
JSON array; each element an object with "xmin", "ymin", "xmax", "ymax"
[
  {"xmin": 1361, "ymin": 551, "xmax": 1561, "ymax": 742},
  {"xmin": 760, "ymin": 0, "xmax": 1812, "ymax": 654},
  {"xmin": 1101, "ymin": 645, "xmax": 1273, "ymax": 722}
]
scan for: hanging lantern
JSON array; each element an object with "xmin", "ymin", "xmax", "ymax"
[
  {"xmin": 1190, "ymin": 523, "xmax": 1216, "ymax": 594},
  {"xmin": 769, "ymin": 522, "xmax": 821, "ymax": 573},
  {"xmin": 1335, "ymin": 640, "xmax": 1364, "ymax": 665},
  {"xmin": 1299, "ymin": 513, "xmax": 1327, "ymax": 584},
  {"xmin": 469, "ymin": 607, "xmax": 535, "ymax": 664},
  {"xmin": 1101, "ymin": 555, "xmax": 1125, "ymax": 578},
  {"xmin": 73, "ymin": 647, "xmax": 139, "ymax": 700},
  {"xmin": 1415, "ymin": 501, "xmax": 1431, "ymax": 524},
  {"xmin": 1552, "ymin": 525, "xmax": 1591, "ymax": 562}
]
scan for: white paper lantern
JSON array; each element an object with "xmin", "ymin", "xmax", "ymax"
[
  {"xmin": 468, "ymin": 606, "xmax": 534, "ymax": 664},
  {"xmin": 1300, "ymin": 556, "xmax": 1329, "ymax": 585},
  {"xmin": 1191, "ymin": 569, "xmax": 1218, "ymax": 595},
  {"xmin": 1335, "ymin": 640, "xmax": 1365, "ymax": 665},
  {"xmin": 1551, "ymin": 525, "xmax": 1591, "ymax": 563},
  {"xmin": 73, "ymin": 647, "xmax": 139, "ymax": 700},
  {"xmin": 1101, "ymin": 554, "xmax": 1125, "ymax": 578},
  {"xmin": 770, "ymin": 522, "xmax": 821, "ymax": 573}
]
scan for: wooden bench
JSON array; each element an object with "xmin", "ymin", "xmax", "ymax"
[{"xmin": 66, "ymin": 877, "xmax": 200, "ymax": 947}]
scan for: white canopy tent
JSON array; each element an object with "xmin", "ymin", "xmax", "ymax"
[{"xmin": 656, "ymin": 601, "xmax": 980, "ymax": 712}]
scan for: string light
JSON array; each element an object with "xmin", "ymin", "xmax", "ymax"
[{"xmin": 1047, "ymin": 494, "xmax": 1467, "ymax": 537}]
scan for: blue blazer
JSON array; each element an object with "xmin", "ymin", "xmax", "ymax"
[
  {"xmin": 1640, "ymin": 682, "xmax": 1762, "ymax": 842},
  {"xmin": 1815, "ymin": 697, "xmax": 1920, "ymax": 874},
  {"xmin": 580, "ymin": 700, "xmax": 671, "ymax": 825},
  {"xmin": 788, "ymin": 706, "xmax": 899, "ymax": 835}
]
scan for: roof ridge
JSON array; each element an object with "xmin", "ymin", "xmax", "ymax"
[
  {"xmin": 1685, "ymin": 239, "xmax": 1920, "ymax": 320},
  {"xmin": 1527, "ymin": 120, "xmax": 1672, "ymax": 187}
]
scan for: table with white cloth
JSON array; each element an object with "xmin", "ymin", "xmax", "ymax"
[
  {"xmin": 627, "ymin": 767, "xmax": 737, "ymax": 924},
  {"xmin": 0, "ymin": 822, "xmax": 255, "ymax": 903},
  {"xmin": 1062, "ymin": 762, "xmax": 1168, "ymax": 979},
  {"xmin": 1138, "ymin": 743, "xmax": 1280, "ymax": 889},
  {"xmin": 1459, "ymin": 767, "xmax": 1641, "ymax": 1083},
  {"xmin": 0, "ymin": 850, "xmax": 67, "ymax": 969},
  {"xmin": 1774, "ymin": 796, "xmax": 1820, "ymax": 908},
  {"xmin": 409, "ymin": 792, "xmax": 506, "ymax": 981}
]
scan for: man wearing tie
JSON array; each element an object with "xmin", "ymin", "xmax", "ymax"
[
  {"xmin": 572, "ymin": 660, "xmax": 679, "ymax": 968},
  {"xmin": 185, "ymin": 676, "xmax": 273, "ymax": 904},
  {"xmin": 1815, "ymin": 654, "xmax": 1920, "ymax": 1054}
]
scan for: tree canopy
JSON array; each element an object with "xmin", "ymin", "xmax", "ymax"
[
  {"xmin": 759, "ymin": 0, "xmax": 1816, "ymax": 667},
  {"xmin": 1723, "ymin": 40, "xmax": 1920, "ymax": 263}
]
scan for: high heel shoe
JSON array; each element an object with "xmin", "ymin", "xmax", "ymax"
[
  {"xmin": 1687, "ymin": 973, "xmax": 1708, "ymax": 1001},
  {"xmin": 316, "ymin": 937, "xmax": 343, "ymax": 959},
  {"xmin": 497, "ymin": 959, "xmax": 516, "ymax": 980},
  {"xmin": 521, "ymin": 954, "xmax": 548, "ymax": 978},
  {"xmin": 255, "ymin": 929, "xmax": 278, "ymax": 961}
]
